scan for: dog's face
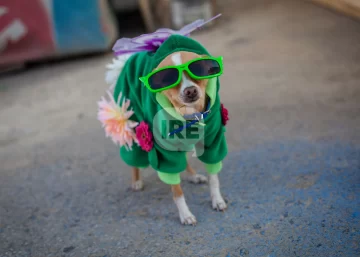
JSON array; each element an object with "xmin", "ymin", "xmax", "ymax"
[{"xmin": 155, "ymin": 51, "xmax": 208, "ymax": 116}]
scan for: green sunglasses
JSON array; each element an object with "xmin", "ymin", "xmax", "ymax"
[{"xmin": 139, "ymin": 56, "xmax": 224, "ymax": 93}]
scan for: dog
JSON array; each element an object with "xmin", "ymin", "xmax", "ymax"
[{"xmin": 100, "ymin": 23, "xmax": 228, "ymax": 225}]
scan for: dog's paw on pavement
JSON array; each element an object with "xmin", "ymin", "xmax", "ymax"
[
  {"xmin": 131, "ymin": 180, "xmax": 144, "ymax": 191},
  {"xmin": 212, "ymin": 195, "xmax": 227, "ymax": 211},
  {"xmin": 187, "ymin": 174, "xmax": 208, "ymax": 184},
  {"xmin": 180, "ymin": 211, "xmax": 197, "ymax": 225}
]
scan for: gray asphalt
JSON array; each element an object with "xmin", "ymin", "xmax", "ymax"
[{"xmin": 0, "ymin": 0, "xmax": 359, "ymax": 256}]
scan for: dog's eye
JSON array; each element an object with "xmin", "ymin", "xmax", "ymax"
[
  {"xmin": 189, "ymin": 60, "xmax": 220, "ymax": 77},
  {"xmin": 189, "ymin": 61, "xmax": 206, "ymax": 77},
  {"xmin": 149, "ymin": 68, "xmax": 179, "ymax": 89}
]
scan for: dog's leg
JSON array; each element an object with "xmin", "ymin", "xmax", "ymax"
[
  {"xmin": 209, "ymin": 174, "xmax": 227, "ymax": 211},
  {"xmin": 172, "ymin": 184, "xmax": 197, "ymax": 225},
  {"xmin": 185, "ymin": 161, "xmax": 208, "ymax": 184},
  {"xmin": 131, "ymin": 167, "xmax": 144, "ymax": 191}
]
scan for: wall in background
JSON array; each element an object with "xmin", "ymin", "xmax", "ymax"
[{"xmin": 0, "ymin": 0, "xmax": 118, "ymax": 67}]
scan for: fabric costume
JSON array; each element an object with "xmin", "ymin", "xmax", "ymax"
[{"xmin": 111, "ymin": 34, "xmax": 228, "ymax": 185}]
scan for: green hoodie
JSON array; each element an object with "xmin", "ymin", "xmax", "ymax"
[{"xmin": 113, "ymin": 34, "xmax": 227, "ymax": 184}]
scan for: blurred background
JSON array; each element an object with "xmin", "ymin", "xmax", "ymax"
[
  {"xmin": 0, "ymin": 0, "xmax": 360, "ymax": 256},
  {"xmin": 0, "ymin": 0, "xmax": 220, "ymax": 71},
  {"xmin": 1, "ymin": 0, "xmax": 359, "ymax": 69}
]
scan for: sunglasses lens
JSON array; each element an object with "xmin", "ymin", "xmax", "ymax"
[
  {"xmin": 188, "ymin": 59, "xmax": 221, "ymax": 77},
  {"xmin": 148, "ymin": 68, "xmax": 179, "ymax": 90}
]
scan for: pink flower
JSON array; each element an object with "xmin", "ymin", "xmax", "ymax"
[
  {"xmin": 135, "ymin": 121, "xmax": 153, "ymax": 152},
  {"xmin": 97, "ymin": 91, "xmax": 138, "ymax": 150},
  {"xmin": 221, "ymin": 103, "xmax": 229, "ymax": 125}
]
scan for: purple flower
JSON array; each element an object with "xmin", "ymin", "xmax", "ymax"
[{"xmin": 112, "ymin": 14, "xmax": 222, "ymax": 56}]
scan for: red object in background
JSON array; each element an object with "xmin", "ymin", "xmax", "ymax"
[{"xmin": 0, "ymin": 0, "xmax": 54, "ymax": 66}]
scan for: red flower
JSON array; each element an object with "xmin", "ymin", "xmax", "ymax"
[
  {"xmin": 135, "ymin": 121, "xmax": 153, "ymax": 152},
  {"xmin": 220, "ymin": 103, "xmax": 229, "ymax": 125}
]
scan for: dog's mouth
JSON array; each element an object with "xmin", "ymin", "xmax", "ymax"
[{"xmin": 181, "ymin": 94, "xmax": 200, "ymax": 104}]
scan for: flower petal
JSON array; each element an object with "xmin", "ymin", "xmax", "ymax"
[{"xmin": 112, "ymin": 15, "xmax": 222, "ymax": 57}]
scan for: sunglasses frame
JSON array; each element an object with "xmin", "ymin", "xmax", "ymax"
[{"xmin": 139, "ymin": 56, "xmax": 224, "ymax": 93}]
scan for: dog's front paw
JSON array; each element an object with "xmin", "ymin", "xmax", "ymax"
[
  {"xmin": 175, "ymin": 196, "xmax": 197, "ymax": 225},
  {"xmin": 187, "ymin": 174, "xmax": 208, "ymax": 184},
  {"xmin": 212, "ymin": 195, "xmax": 227, "ymax": 211},
  {"xmin": 131, "ymin": 180, "xmax": 144, "ymax": 191},
  {"xmin": 179, "ymin": 210, "xmax": 197, "ymax": 225}
]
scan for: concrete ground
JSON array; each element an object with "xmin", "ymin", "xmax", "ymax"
[{"xmin": 0, "ymin": 0, "xmax": 359, "ymax": 256}]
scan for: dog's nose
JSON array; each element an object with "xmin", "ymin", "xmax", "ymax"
[{"xmin": 184, "ymin": 86, "xmax": 198, "ymax": 98}]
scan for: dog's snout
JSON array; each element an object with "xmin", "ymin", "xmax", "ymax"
[
  {"xmin": 184, "ymin": 86, "xmax": 198, "ymax": 98},
  {"xmin": 182, "ymin": 86, "xmax": 199, "ymax": 103}
]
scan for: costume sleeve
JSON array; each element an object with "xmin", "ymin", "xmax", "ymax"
[
  {"xmin": 118, "ymin": 95, "xmax": 150, "ymax": 168},
  {"xmin": 196, "ymin": 111, "xmax": 228, "ymax": 168},
  {"xmin": 151, "ymin": 147, "xmax": 187, "ymax": 174},
  {"xmin": 114, "ymin": 55, "xmax": 149, "ymax": 168}
]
